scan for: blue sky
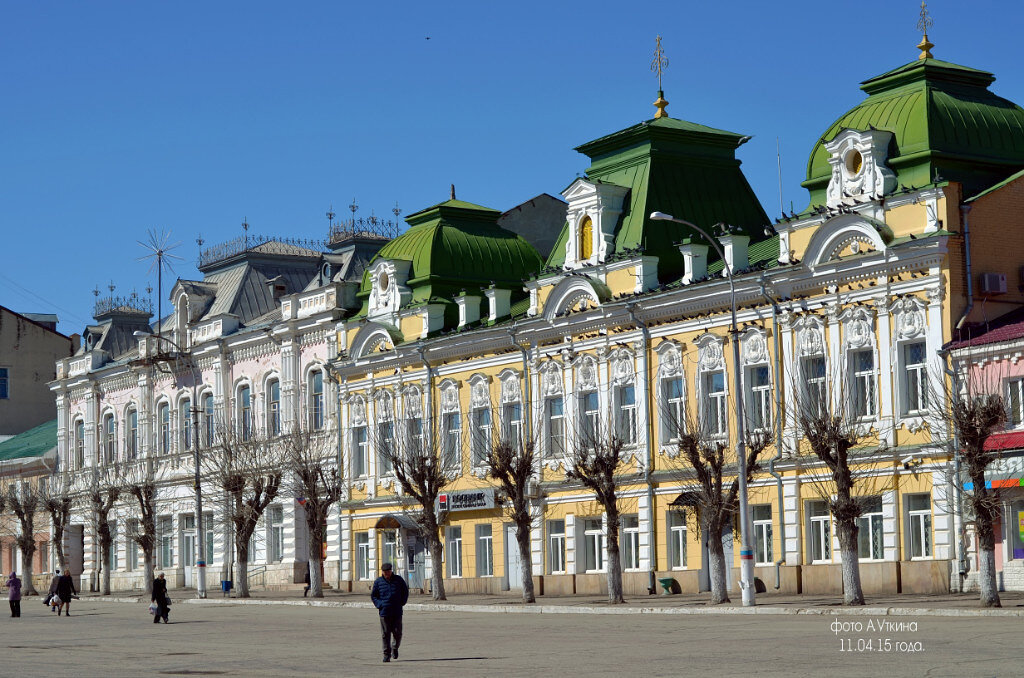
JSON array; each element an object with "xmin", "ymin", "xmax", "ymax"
[{"xmin": 2, "ymin": 0, "xmax": 1022, "ymax": 336}]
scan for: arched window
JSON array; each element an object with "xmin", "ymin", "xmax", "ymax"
[
  {"xmin": 238, "ymin": 386, "xmax": 252, "ymax": 441},
  {"xmin": 74, "ymin": 419, "xmax": 85, "ymax": 468},
  {"xmin": 267, "ymin": 379, "xmax": 281, "ymax": 436},
  {"xmin": 309, "ymin": 370, "xmax": 324, "ymax": 430},
  {"xmin": 203, "ymin": 394, "xmax": 215, "ymax": 445},
  {"xmin": 103, "ymin": 413, "xmax": 116, "ymax": 464},
  {"xmin": 127, "ymin": 408, "xmax": 138, "ymax": 460},
  {"xmin": 180, "ymin": 398, "xmax": 193, "ymax": 451},
  {"xmin": 158, "ymin": 403, "xmax": 170, "ymax": 454},
  {"xmin": 578, "ymin": 216, "xmax": 593, "ymax": 260}
]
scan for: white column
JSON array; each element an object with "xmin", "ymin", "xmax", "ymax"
[
  {"xmin": 784, "ymin": 477, "xmax": 802, "ymax": 565},
  {"xmin": 932, "ymin": 468, "xmax": 952, "ymax": 561},
  {"xmin": 882, "ymin": 489, "xmax": 898, "ymax": 561},
  {"xmin": 874, "ymin": 294, "xmax": 895, "ymax": 446}
]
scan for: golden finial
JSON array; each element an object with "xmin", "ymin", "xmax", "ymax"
[
  {"xmin": 651, "ymin": 35, "xmax": 669, "ymax": 119},
  {"xmin": 916, "ymin": 1, "xmax": 934, "ymax": 60}
]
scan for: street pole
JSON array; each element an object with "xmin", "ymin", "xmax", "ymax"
[
  {"xmin": 190, "ymin": 358, "xmax": 207, "ymax": 599},
  {"xmin": 650, "ymin": 211, "xmax": 756, "ymax": 606}
]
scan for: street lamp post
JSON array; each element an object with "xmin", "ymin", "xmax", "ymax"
[
  {"xmin": 135, "ymin": 331, "xmax": 207, "ymax": 599},
  {"xmin": 649, "ymin": 211, "xmax": 756, "ymax": 607}
]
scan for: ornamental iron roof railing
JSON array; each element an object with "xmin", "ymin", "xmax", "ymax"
[
  {"xmin": 327, "ymin": 217, "xmax": 401, "ymax": 246},
  {"xmin": 94, "ymin": 294, "xmax": 153, "ymax": 318},
  {"xmin": 198, "ymin": 235, "xmax": 326, "ymax": 269}
]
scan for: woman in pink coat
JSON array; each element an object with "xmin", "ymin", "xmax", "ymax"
[{"xmin": 6, "ymin": 572, "xmax": 22, "ymax": 618}]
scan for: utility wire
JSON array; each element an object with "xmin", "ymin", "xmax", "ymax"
[{"xmin": 0, "ymin": 272, "xmax": 91, "ymax": 328}]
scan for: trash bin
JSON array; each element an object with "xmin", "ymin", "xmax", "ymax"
[{"xmin": 221, "ymin": 580, "xmax": 233, "ymax": 596}]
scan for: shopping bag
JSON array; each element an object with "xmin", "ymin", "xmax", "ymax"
[
  {"xmin": 148, "ymin": 603, "xmax": 159, "ymax": 616},
  {"xmin": 165, "ymin": 594, "xmax": 172, "ymax": 607}
]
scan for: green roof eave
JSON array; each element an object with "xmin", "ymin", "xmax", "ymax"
[
  {"xmin": 404, "ymin": 199, "xmax": 501, "ymax": 226},
  {"xmin": 860, "ymin": 58, "xmax": 995, "ymax": 95},
  {"xmin": 575, "ymin": 116, "xmax": 748, "ymax": 160},
  {"xmin": 0, "ymin": 419, "xmax": 58, "ymax": 462}
]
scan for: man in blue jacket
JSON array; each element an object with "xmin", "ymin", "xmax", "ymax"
[{"xmin": 370, "ymin": 562, "xmax": 409, "ymax": 662}]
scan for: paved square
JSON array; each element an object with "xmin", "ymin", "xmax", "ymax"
[{"xmin": 3, "ymin": 599, "xmax": 1022, "ymax": 677}]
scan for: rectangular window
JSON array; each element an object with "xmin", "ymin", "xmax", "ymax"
[
  {"xmin": 268, "ymin": 381, "xmax": 281, "ymax": 436},
  {"xmin": 476, "ymin": 524, "xmax": 494, "ymax": 577},
  {"xmin": 238, "ymin": 386, "xmax": 252, "ymax": 441},
  {"xmin": 377, "ymin": 420, "xmax": 394, "ymax": 474},
  {"xmin": 616, "ymin": 385, "xmax": 638, "ymax": 445},
  {"xmin": 0, "ymin": 367, "xmax": 8, "ymax": 399},
  {"xmin": 310, "ymin": 371, "xmax": 324, "ymax": 430},
  {"xmin": 104, "ymin": 415, "xmax": 116, "ymax": 465},
  {"xmin": 850, "ymin": 350, "xmax": 877, "ymax": 419},
  {"xmin": 579, "ymin": 391, "xmax": 599, "ymax": 446},
  {"xmin": 356, "ymin": 532, "xmax": 370, "ymax": 581},
  {"xmin": 352, "ymin": 427, "xmax": 368, "ymax": 477},
  {"xmin": 159, "ymin": 404, "xmax": 171, "ymax": 455},
  {"xmin": 204, "ymin": 395, "xmax": 215, "ymax": 446},
  {"xmin": 857, "ymin": 496, "xmax": 884, "ymax": 560},
  {"xmin": 406, "ymin": 416, "xmax": 423, "ymax": 457},
  {"xmin": 808, "ymin": 500, "xmax": 831, "ymax": 563},
  {"xmin": 127, "ymin": 519, "xmax": 139, "ymax": 571},
  {"xmin": 662, "ymin": 376, "xmax": 685, "ymax": 443},
  {"xmin": 502, "ymin": 402, "xmax": 523, "ymax": 447},
  {"xmin": 803, "ymin": 357, "xmax": 827, "ymax": 417},
  {"xmin": 668, "ymin": 511, "xmax": 687, "ymax": 569},
  {"xmin": 747, "ymin": 366, "xmax": 772, "ymax": 431},
  {"xmin": 471, "ymin": 407, "xmax": 492, "ymax": 466},
  {"xmin": 182, "ymin": 514, "xmax": 196, "ymax": 568},
  {"xmin": 1009, "ymin": 378, "xmax": 1024, "ymax": 427},
  {"xmin": 548, "ymin": 520, "xmax": 566, "ymax": 574},
  {"xmin": 903, "ymin": 342, "xmax": 928, "ymax": 414},
  {"xmin": 75, "ymin": 420, "xmax": 85, "ymax": 468},
  {"xmin": 204, "ymin": 512, "xmax": 215, "ymax": 567},
  {"xmin": 753, "ymin": 504, "xmax": 773, "ymax": 566},
  {"xmin": 546, "ymin": 397, "xmax": 565, "ymax": 457},
  {"xmin": 180, "ymin": 399, "xmax": 192, "ymax": 451},
  {"xmin": 703, "ymin": 371, "xmax": 727, "ymax": 437},
  {"xmin": 906, "ymin": 494, "xmax": 932, "ymax": 559},
  {"xmin": 108, "ymin": 520, "xmax": 118, "ymax": 571},
  {"xmin": 583, "ymin": 518, "xmax": 606, "ymax": 573},
  {"xmin": 381, "ymin": 530, "xmax": 398, "ymax": 568},
  {"xmin": 446, "ymin": 527, "xmax": 462, "ymax": 578},
  {"xmin": 622, "ymin": 515, "xmax": 640, "ymax": 570},
  {"xmin": 158, "ymin": 516, "xmax": 174, "ymax": 569},
  {"xmin": 269, "ymin": 506, "xmax": 284, "ymax": 563},
  {"xmin": 442, "ymin": 412, "xmax": 461, "ymax": 469},
  {"xmin": 127, "ymin": 410, "xmax": 138, "ymax": 460}
]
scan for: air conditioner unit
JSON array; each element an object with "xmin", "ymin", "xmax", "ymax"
[{"xmin": 979, "ymin": 272, "xmax": 1007, "ymax": 295}]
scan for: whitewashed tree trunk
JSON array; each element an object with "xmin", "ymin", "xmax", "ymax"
[
  {"xmin": 978, "ymin": 547, "xmax": 1001, "ymax": 608},
  {"xmin": 515, "ymin": 523, "xmax": 535, "ymax": 604},
  {"xmin": 707, "ymin": 535, "xmax": 729, "ymax": 604},
  {"xmin": 837, "ymin": 521, "xmax": 865, "ymax": 606},
  {"xmin": 144, "ymin": 553, "xmax": 155, "ymax": 596},
  {"xmin": 19, "ymin": 550, "xmax": 37, "ymax": 596}
]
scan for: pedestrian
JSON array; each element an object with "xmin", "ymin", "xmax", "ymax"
[
  {"xmin": 303, "ymin": 561, "xmax": 311, "ymax": 597},
  {"xmin": 370, "ymin": 562, "xmax": 409, "ymax": 663},
  {"xmin": 47, "ymin": 569, "xmax": 61, "ymax": 613},
  {"xmin": 152, "ymin": 572, "xmax": 170, "ymax": 624},
  {"xmin": 55, "ymin": 568, "xmax": 77, "ymax": 617},
  {"xmin": 6, "ymin": 572, "xmax": 21, "ymax": 618}
]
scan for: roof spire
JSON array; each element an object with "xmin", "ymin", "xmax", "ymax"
[
  {"xmin": 916, "ymin": 1, "xmax": 934, "ymax": 60},
  {"xmin": 651, "ymin": 35, "xmax": 669, "ymax": 119},
  {"xmin": 450, "ymin": 184, "xmax": 456, "ymax": 200}
]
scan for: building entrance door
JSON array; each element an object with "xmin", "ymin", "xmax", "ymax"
[
  {"xmin": 505, "ymin": 525, "xmax": 522, "ymax": 591},
  {"xmin": 405, "ymin": 534, "xmax": 424, "ymax": 590},
  {"xmin": 182, "ymin": 515, "xmax": 196, "ymax": 587}
]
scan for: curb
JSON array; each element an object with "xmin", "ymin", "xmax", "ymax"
[{"xmin": 80, "ymin": 595, "xmax": 1024, "ymax": 617}]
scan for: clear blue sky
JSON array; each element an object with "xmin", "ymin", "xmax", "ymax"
[{"xmin": 3, "ymin": 0, "xmax": 1022, "ymax": 336}]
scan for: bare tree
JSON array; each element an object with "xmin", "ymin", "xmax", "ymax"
[
  {"xmin": 202, "ymin": 424, "xmax": 284, "ymax": 598},
  {"xmin": 4, "ymin": 480, "xmax": 41, "ymax": 595},
  {"xmin": 673, "ymin": 420, "xmax": 769, "ymax": 604},
  {"xmin": 565, "ymin": 430, "xmax": 628, "ymax": 604},
  {"xmin": 380, "ymin": 425, "xmax": 451, "ymax": 601},
  {"xmin": 124, "ymin": 463, "xmax": 158, "ymax": 596},
  {"xmin": 41, "ymin": 473, "xmax": 74, "ymax": 575},
  {"xmin": 91, "ymin": 466, "xmax": 123, "ymax": 595},
  {"xmin": 282, "ymin": 426, "xmax": 342, "ymax": 599},
  {"xmin": 484, "ymin": 436, "xmax": 537, "ymax": 603}
]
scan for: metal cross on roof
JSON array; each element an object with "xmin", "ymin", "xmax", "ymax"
[
  {"xmin": 651, "ymin": 35, "xmax": 668, "ymax": 92},
  {"xmin": 916, "ymin": 1, "xmax": 934, "ymax": 59}
]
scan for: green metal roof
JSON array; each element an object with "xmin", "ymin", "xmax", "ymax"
[
  {"xmin": 804, "ymin": 58, "xmax": 1024, "ymax": 206},
  {"xmin": 356, "ymin": 199, "xmax": 543, "ymax": 325},
  {"xmin": 0, "ymin": 419, "xmax": 57, "ymax": 462},
  {"xmin": 546, "ymin": 116, "xmax": 770, "ymax": 278},
  {"xmin": 966, "ymin": 167, "xmax": 1024, "ymax": 203}
]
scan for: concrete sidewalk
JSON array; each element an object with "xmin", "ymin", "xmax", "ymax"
[{"xmin": 77, "ymin": 586, "xmax": 1024, "ymax": 617}]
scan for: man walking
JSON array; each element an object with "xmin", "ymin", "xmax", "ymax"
[{"xmin": 370, "ymin": 562, "xmax": 408, "ymax": 663}]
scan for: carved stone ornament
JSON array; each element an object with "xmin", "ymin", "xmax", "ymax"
[
  {"xmin": 798, "ymin": 326, "xmax": 824, "ymax": 356},
  {"xmin": 742, "ymin": 333, "xmax": 768, "ymax": 366},
  {"xmin": 470, "ymin": 380, "xmax": 490, "ymax": 408},
  {"xmin": 698, "ymin": 340, "xmax": 724, "ymax": 371},
  {"xmin": 846, "ymin": 318, "xmax": 871, "ymax": 349},
  {"xmin": 612, "ymin": 355, "xmax": 634, "ymax": 385},
  {"xmin": 441, "ymin": 386, "xmax": 459, "ymax": 413},
  {"xmin": 899, "ymin": 309, "xmax": 925, "ymax": 339},
  {"xmin": 501, "ymin": 375, "xmax": 521, "ymax": 404},
  {"xmin": 404, "ymin": 392, "xmax": 422, "ymax": 418},
  {"xmin": 375, "ymin": 392, "xmax": 393, "ymax": 419},
  {"xmin": 659, "ymin": 345, "xmax": 682, "ymax": 377},
  {"xmin": 542, "ymin": 366, "xmax": 563, "ymax": 396},
  {"xmin": 351, "ymin": 399, "xmax": 366, "ymax": 426},
  {"xmin": 578, "ymin": 359, "xmax": 598, "ymax": 390}
]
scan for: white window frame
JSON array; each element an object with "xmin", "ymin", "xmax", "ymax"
[
  {"xmin": 621, "ymin": 515, "xmax": 640, "ymax": 571},
  {"xmin": 753, "ymin": 504, "xmax": 773, "ymax": 566},
  {"xmin": 615, "ymin": 385, "xmax": 638, "ymax": 445},
  {"xmin": 267, "ymin": 379, "xmax": 281, "ymax": 436},
  {"xmin": 103, "ymin": 413, "xmax": 116, "ymax": 465},
  {"xmin": 906, "ymin": 493, "xmax": 933, "ymax": 560},
  {"xmin": 857, "ymin": 496, "xmax": 884, "ymax": 561},
  {"xmin": 668, "ymin": 511, "xmax": 687, "ymax": 570},
  {"xmin": 702, "ymin": 370, "xmax": 728, "ymax": 438},
  {"xmin": 802, "ymin": 356, "xmax": 828, "ymax": 418},
  {"xmin": 476, "ymin": 524, "xmax": 494, "ymax": 577},
  {"xmin": 127, "ymin": 408, "xmax": 138, "ymax": 460},
  {"xmin": 203, "ymin": 394, "xmax": 215, "ymax": 446},
  {"xmin": 502, "ymin": 402, "xmax": 523, "ymax": 447},
  {"xmin": 661, "ymin": 375, "xmax": 685, "ymax": 445},
  {"xmin": 356, "ymin": 532, "xmax": 371, "ymax": 581},
  {"xmin": 578, "ymin": 390, "xmax": 599, "ymax": 446},
  {"xmin": 746, "ymin": 365, "xmax": 772, "ymax": 432},
  {"xmin": 381, "ymin": 530, "xmax": 398, "ymax": 568},
  {"xmin": 269, "ymin": 505, "xmax": 284, "ymax": 563},
  {"xmin": 849, "ymin": 349, "xmax": 877, "ymax": 420},
  {"xmin": 74, "ymin": 419, "xmax": 85, "ymax": 468},
  {"xmin": 352, "ymin": 426, "xmax": 368, "ymax": 477},
  {"xmin": 548, "ymin": 520, "xmax": 566, "ymax": 574},
  {"xmin": 309, "ymin": 370, "xmax": 325, "ymax": 430},
  {"xmin": 1008, "ymin": 378, "xmax": 1024, "ymax": 428},
  {"xmin": 180, "ymin": 397, "xmax": 192, "ymax": 452},
  {"xmin": 545, "ymin": 396, "xmax": 565, "ymax": 457},
  {"xmin": 158, "ymin": 402, "xmax": 171, "ymax": 454},
  {"xmin": 901, "ymin": 341, "xmax": 929, "ymax": 416},
  {"xmin": 582, "ymin": 517, "xmax": 606, "ymax": 573},
  {"xmin": 377, "ymin": 419, "xmax": 394, "ymax": 475},
  {"xmin": 446, "ymin": 526, "xmax": 463, "ymax": 578},
  {"xmin": 237, "ymin": 386, "xmax": 252, "ymax": 441},
  {"xmin": 807, "ymin": 500, "xmax": 831, "ymax": 563},
  {"xmin": 158, "ymin": 515, "xmax": 174, "ymax": 569},
  {"xmin": 442, "ymin": 411, "xmax": 461, "ymax": 470},
  {"xmin": 470, "ymin": 405, "xmax": 492, "ymax": 466}
]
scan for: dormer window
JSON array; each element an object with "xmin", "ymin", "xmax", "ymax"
[
  {"xmin": 366, "ymin": 259, "xmax": 412, "ymax": 324},
  {"xmin": 578, "ymin": 216, "xmax": 593, "ymax": 260},
  {"xmin": 825, "ymin": 128, "xmax": 896, "ymax": 207},
  {"xmin": 560, "ymin": 178, "xmax": 629, "ymax": 269}
]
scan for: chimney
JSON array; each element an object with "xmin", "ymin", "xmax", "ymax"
[
  {"xmin": 678, "ymin": 239, "xmax": 708, "ymax": 284},
  {"xmin": 719, "ymin": 234, "xmax": 750, "ymax": 275},
  {"xmin": 484, "ymin": 287, "xmax": 512, "ymax": 322},
  {"xmin": 454, "ymin": 292, "xmax": 483, "ymax": 328}
]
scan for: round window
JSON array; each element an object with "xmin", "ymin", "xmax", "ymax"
[
  {"xmin": 845, "ymin": 149, "xmax": 863, "ymax": 175},
  {"xmin": 379, "ymin": 271, "xmax": 390, "ymax": 292}
]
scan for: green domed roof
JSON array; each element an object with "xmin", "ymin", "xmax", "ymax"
[
  {"xmin": 357, "ymin": 198, "xmax": 542, "ymax": 318},
  {"xmin": 803, "ymin": 57, "xmax": 1024, "ymax": 205}
]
